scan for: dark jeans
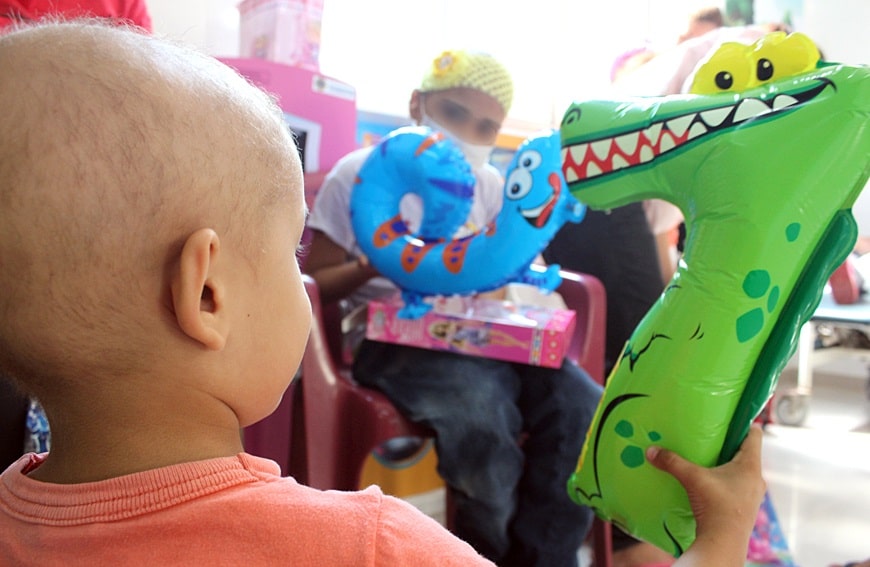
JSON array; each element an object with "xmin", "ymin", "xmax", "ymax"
[{"xmin": 354, "ymin": 340, "xmax": 602, "ymax": 567}]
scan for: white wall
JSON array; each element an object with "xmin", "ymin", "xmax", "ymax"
[
  {"xmin": 146, "ymin": 0, "xmax": 869, "ymax": 230},
  {"xmin": 148, "ymin": 0, "xmax": 240, "ymax": 57},
  {"xmin": 145, "ymin": 0, "xmax": 867, "ymax": 119},
  {"xmin": 793, "ymin": 0, "xmax": 868, "ymax": 65},
  {"xmin": 796, "ymin": 0, "xmax": 870, "ymax": 234},
  {"xmin": 146, "ymin": 0, "xmax": 733, "ymax": 122}
]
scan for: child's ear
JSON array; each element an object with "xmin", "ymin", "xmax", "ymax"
[
  {"xmin": 170, "ymin": 228, "xmax": 229, "ymax": 350},
  {"xmin": 409, "ymin": 89, "xmax": 423, "ymax": 124}
]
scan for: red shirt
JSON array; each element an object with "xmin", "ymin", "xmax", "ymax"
[{"xmin": 0, "ymin": 0, "xmax": 152, "ymax": 32}]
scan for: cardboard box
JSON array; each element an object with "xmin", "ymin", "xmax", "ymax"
[
  {"xmin": 238, "ymin": 0, "xmax": 323, "ymax": 71},
  {"xmin": 366, "ymin": 294, "xmax": 576, "ymax": 368}
]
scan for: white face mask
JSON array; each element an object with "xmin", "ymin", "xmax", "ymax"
[{"xmin": 419, "ymin": 108, "xmax": 494, "ymax": 170}]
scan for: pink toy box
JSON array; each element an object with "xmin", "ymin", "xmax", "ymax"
[
  {"xmin": 366, "ymin": 295, "xmax": 577, "ymax": 368},
  {"xmin": 238, "ymin": 0, "xmax": 323, "ymax": 71}
]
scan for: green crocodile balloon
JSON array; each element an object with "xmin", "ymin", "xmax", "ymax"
[{"xmin": 562, "ymin": 32, "xmax": 869, "ymax": 555}]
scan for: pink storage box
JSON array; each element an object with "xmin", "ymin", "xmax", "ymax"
[
  {"xmin": 217, "ymin": 57, "xmax": 356, "ymax": 184},
  {"xmin": 366, "ymin": 295, "xmax": 577, "ymax": 369},
  {"xmin": 238, "ymin": 0, "xmax": 323, "ymax": 71}
]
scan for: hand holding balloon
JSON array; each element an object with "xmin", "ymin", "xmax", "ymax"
[{"xmin": 648, "ymin": 426, "xmax": 766, "ymax": 566}]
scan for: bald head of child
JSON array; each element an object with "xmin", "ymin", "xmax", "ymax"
[{"xmin": 0, "ymin": 22, "xmax": 311, "ymax": 481}]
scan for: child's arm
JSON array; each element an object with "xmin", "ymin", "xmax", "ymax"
[
  {"xmin": 305, "ymin": 230, "xmax": 380, "ymax": 304},
  {"xmin": 646, "ymin": 425, "xmax": 766, "ymax": 567}
]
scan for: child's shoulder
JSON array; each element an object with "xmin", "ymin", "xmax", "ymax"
[
  {"xmin": 0, "ymin": 453, "xmax": 491, "ymax": 565},
  {"xmin": 228, "ymin": 458, "xmax": 491, "ymax": 564}
]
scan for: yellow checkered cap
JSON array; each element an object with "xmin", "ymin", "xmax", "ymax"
[{"xmin": 420, "ymin": 50, "xmax": 514, "ymax": 113}]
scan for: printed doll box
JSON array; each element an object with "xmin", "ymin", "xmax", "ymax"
[
  {"xmin": 366, "ymin": 294, "xmax": 577, "ymax": 369},
  {"xmin": 238, "ymin": 0, "xmax": 323, "ymax": 71}
]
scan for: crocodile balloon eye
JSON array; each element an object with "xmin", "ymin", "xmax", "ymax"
[
  {"xmin": 715, "ymin": 71, "xmax": 734, "ymax": 90},
  {"xmin": 561, "ymin": 108, "xmax": 581, "ymax": 126},
  {"xmin": 757, "ymin": 58, "xmax": 774, "ymax": 81}
]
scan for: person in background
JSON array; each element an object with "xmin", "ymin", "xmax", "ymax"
[
  {"xmin": 610, "ymin": 6, "xmax": 724, "ymax": 88},
  {"xmin": 0, "ymin": 0, "xmax": 152, "ymax": 31},
  {"xmin": 678, "ymin": 6, "xmax": 724, "ymax": 43}
]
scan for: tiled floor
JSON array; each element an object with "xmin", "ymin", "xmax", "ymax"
[{"xmin": 764, "ymin": 355, "xmax": 870, "ymax": 567}]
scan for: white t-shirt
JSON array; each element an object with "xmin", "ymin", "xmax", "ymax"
[{"xmin": 307, "ymin": 146, "xmax": 505, "ymax": 307}]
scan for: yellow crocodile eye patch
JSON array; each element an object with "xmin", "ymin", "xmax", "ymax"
[
  {"xmin": 690, "ymin": 42, "xmax": 754, "ymax": 94},
  {"xmin": 690, "ymin": 31, "xmax": 821, "ymax": 95}
]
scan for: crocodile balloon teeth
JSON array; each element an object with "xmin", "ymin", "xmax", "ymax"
[{"xmin": 562, "ymin": 79, "xmax": 830, "ymax": 185}]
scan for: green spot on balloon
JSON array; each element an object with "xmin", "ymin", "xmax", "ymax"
[
  {"xmin": 615, "ymin": 420, "xmax": 634, "ymax": 438},
  {"xmin": 742, "ymin": 270, "xmax": 771, "ymax": 299},
  {"xmin": 786, "ymin": 222, "xmax": 801, "ymax": 242},
  {"xmin": 737, "ymin": 308, "xmax": 765, "ymax": 343},
  {"xmin": 648, "ymin": 431, "xmax": 661, "ymax": 442},
  {"xmin": 621, "ymin": 445, "xmax": 646, "ymax": 468},
  {"xmin": 767, "ymin": 285, "xmax": 780, "ymax": 313}
]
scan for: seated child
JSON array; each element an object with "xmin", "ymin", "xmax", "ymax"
[
  {"xmin": 306, "ymin": 49, "xmax": 605, "ymax": 566},
  {"xmin": 0, "ymin": 20, "xmax": 765, "ymax": 566}
]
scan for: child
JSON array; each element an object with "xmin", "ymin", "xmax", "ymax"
[
  {"xmin": 305, "ymin": 49, "xmax": 605, "ymax": 565},
  {"xmin": 0, "ymin": 21, "xmax": 489, "ymax": 565},
  {"xmin": 0, "ymin": 21, "xmax": 765, "ymax": 566}
]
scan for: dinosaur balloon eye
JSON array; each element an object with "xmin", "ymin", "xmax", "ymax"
[
  {"xmin": 561, "ymin": 107, "xmax": 581, "ymax": 126},
  {"xmin": 505, "ymin": 168, "xmax": 532, "ymax": 201},
  {"xmin": 715, "ymin": 71, "xmax": 734, "ymax": 90},
  {"xmin": 517, "ymin": 150, "xmax": 542, "ymax": 171},
  {"xmin": 757, "ymin": 58, "xmax": 774, "ymax": 81}
]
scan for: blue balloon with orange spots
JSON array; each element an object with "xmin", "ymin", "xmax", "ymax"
[{"xmin": 350, "ymin": 126, "xmax": 586, "ymax": 318}]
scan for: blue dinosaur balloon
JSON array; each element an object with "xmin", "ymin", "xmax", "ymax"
[{"xmin": 351, "ymin": 126, "xmax": 586, "ymax": 318}]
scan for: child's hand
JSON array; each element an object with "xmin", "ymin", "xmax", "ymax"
[
  {"xmin": 355, "ymin": 254, "xmax": 381, "ymax": 279},
  {"xmin": 646, "ymin": 425, "xmax": 766, "ymax": 565}
]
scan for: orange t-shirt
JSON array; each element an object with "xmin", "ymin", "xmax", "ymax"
[{"xmin": 0, "ymin": 453, "xmax": 493, "ymax": 566}]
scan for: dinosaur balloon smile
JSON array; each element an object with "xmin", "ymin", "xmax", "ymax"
[
  {"xmin": 562, "ymin": 76, "xmax": 832, "ymax": 186},
  {"xmin": 563, "ymin": 32, "xmax": 869, "ymax": 555},
  {"xmin": 520, "ymin": 172, "xmax": 562, "ymax": 227}
]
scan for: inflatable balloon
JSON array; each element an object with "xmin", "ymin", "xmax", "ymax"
[
  {"xmin": 561, "ymin": 32, "xmax": 869, "ymax": 555},
  {"xmin": 351, "ymin": 126, "xmax": 586, "ymax": 318}
]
